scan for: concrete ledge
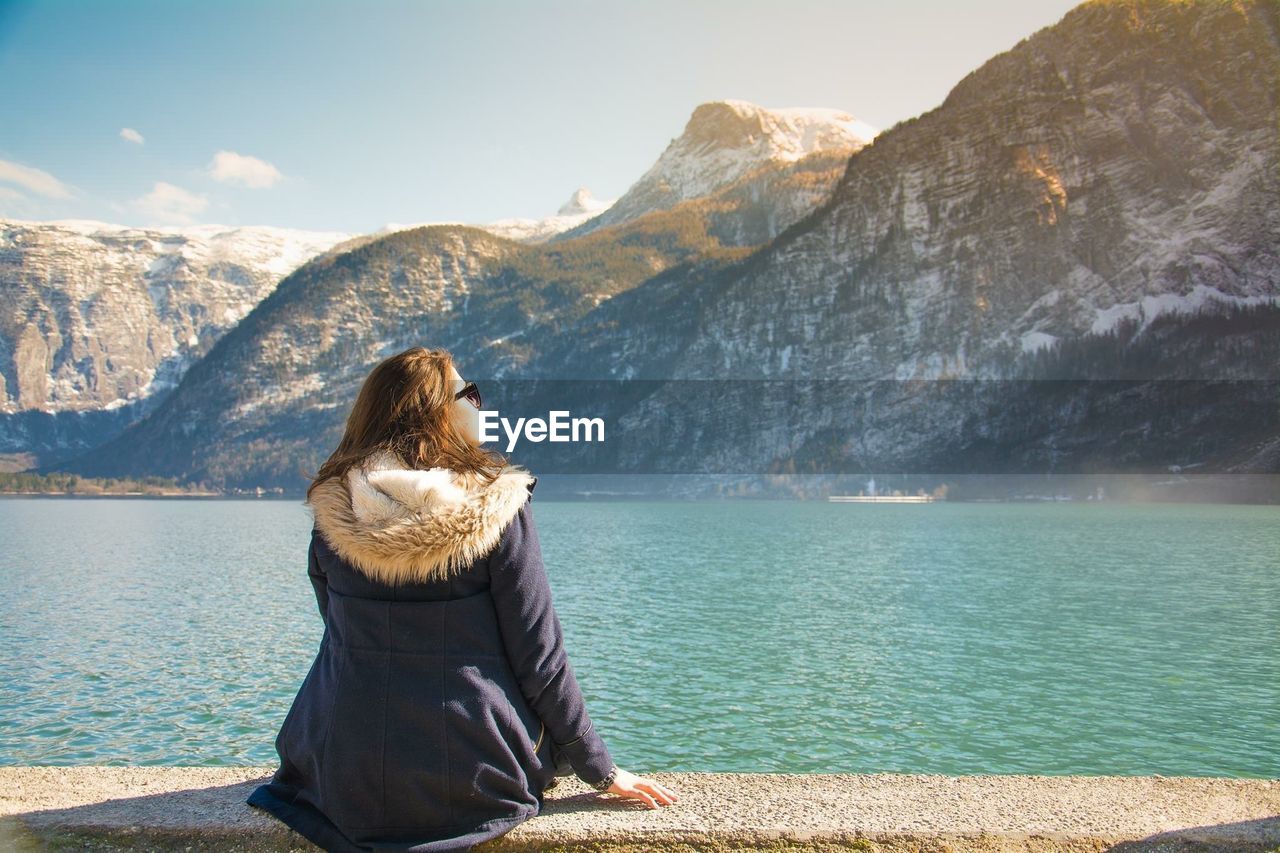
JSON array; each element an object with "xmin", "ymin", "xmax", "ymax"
[{"xmin": 1, "ymin": 767, "xmax": 1277, "ymax": 851}]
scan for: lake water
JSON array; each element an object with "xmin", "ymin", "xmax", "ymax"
[{"xmin": 1, "ymin": 497, "xmax": 1276, "ymax": 777}]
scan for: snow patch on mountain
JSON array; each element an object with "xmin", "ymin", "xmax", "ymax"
[
  {"xmin": 1089, "ymin": 285, "xmax": 1280, "ymax": 336},
  {"xmin": 1020, "ymin": 331, "xmax": 1059, "ymax": 353},
  {"xmin": 8, "ymin": 218, "xmax": 352, "ymax": 278}
]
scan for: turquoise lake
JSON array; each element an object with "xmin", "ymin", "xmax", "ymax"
[{"xmin": 1, "ymin": 497, "xmax": 1276, "ymax": 777}]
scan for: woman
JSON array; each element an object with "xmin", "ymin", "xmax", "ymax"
[{"xmin": 247, "ymin": 346, "xmax": 677, "ymax": 851}]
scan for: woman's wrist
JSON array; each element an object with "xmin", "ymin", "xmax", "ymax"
[{"xmin": 590, "ymin": 764, "xmax": 619, "ymax": 791}]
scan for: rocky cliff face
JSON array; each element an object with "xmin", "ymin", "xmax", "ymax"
[
  {"xmin": 47, "ymin": 0, "xmax": 1280, "ymax": 494},
  {"xmin": 670, "ymin": 0, "xmax": 1279, "ymax": 382},
  {"xmin": 0, "ymin": 219, "xmax": 353, "ymax": 460}
]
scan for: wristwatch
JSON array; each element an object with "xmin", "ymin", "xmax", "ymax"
[{"xmin": 591, "ymin": 764, "xmax": 619, "ymax": 792}]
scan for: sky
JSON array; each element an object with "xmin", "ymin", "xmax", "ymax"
[{"xmin": 0, "ymin": 0, "xmax": 1080, "ymax": 234}]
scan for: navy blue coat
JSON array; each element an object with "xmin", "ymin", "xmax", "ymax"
[{"xmin": 247, "ymin": 451, "xmax": 615, "ymax": 851}]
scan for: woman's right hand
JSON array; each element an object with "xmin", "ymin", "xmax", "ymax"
[{"xmin": 605, "ymin": 767, "xmax": 679, "ymax": 808}]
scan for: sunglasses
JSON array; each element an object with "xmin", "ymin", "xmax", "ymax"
[{"xmin": 454, "ymin": 381, "xmax": 482, "ymax": 410}]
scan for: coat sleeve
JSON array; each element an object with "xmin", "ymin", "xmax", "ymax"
[
  {"xmin": 307, "ymin": 530, "xmax": 329, "ymax": 626},
  {"xmin": 488, "ymin": 498, "xmax": 615, "ymax": 786}
]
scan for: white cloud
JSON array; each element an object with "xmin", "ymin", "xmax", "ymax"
[
  {"xmin": 120, "ymin": 127, "xmax": 145, "ymax": 145},
  {"xmin": 134, "ymin": 181, "xmax": 208, "ymax": 224},
  {"xmin": 208, "ymin": 150, "xmax": 283, "ymax": 188},
  {"xmin": 0, "ymin": 158, "xmax": 74, "ymax": 199}
]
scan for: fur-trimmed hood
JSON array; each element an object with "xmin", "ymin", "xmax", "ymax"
[{"xmin": 307, "ymin": 449, "xmax": 536, "ymax": 586}]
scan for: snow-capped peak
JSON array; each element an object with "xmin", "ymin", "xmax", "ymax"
[
  {"xmin": 709, "ymin": 98, "xmax": 879, "ymax": 156},
  {"xmin": 558, "ymin": 187, "xmax": 610, "ymax": 217},
  {"xmin": 567, "ymin": 99, "xmax": 878, "ymax": 236}
]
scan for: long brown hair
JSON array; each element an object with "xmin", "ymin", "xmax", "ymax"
[{"xmin": 304, "ymin": 347, "xmax": 506, "ymax": 504}]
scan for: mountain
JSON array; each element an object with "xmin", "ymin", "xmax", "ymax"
[
  {"xmin": 0, "ymin": 218, "xmax": 354, "ymax": 464},
  {"xmin": 533, "ymin": 0, "xmax": 1279, "ymax": 386},
  {"xmin": 48, "ymin": 0, "xmax": 1280, "ymax": 498},
  {"xmin": 557, "ymin": 187, "xmax": 609, "ymax": 217},
  {"xmin": 664, "ymin": 0, "xmax": 1279, "ymax": 382},
  {"xmin": 529, "ymin": 0, "xmax": 1280, "ymax": 489},
  {"xmin": 551, "ymin": 99, "xmax": 876, "ymax": 241}
]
